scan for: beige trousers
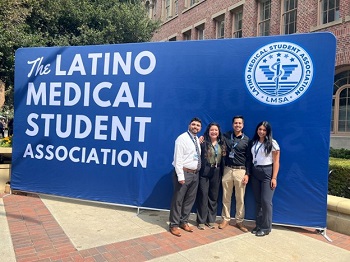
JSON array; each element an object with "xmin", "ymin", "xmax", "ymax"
[{"xmin": 221, "ymin": 167, "xmax": 246, "ymax": 223}]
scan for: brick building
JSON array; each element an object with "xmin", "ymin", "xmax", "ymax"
[{"xmin": 144, "ymin": 0, "xmax": 350, "ymax": 148}]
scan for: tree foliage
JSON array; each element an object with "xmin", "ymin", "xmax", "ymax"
[{"xmin": 0, "ymin": 0, "xmax": 160, "ymax": 117}]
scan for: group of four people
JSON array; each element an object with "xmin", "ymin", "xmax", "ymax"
[{"xmin": 169, "ymin": 116, "xmax": 280, "ymax": 237}]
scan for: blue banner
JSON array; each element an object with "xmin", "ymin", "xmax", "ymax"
[{"xmin": 13, "ymin": 32, "xmax": 336, "ymax": 228}]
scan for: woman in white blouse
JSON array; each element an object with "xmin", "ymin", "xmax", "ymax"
[{"xmin": 249, "ymin": 121, "xmax": 280, "ymax": 237}]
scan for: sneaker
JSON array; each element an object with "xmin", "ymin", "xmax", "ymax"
[
  {"xmin": 205, "ymin": 223, "xmax": 215, "ymax": 229},
  {"xmin": 197, "ymin": 224, "xmax": 205, "ymax": 230},
  {"xmin": 251, "ymin": 226, "xmax": 259, "ymax": 234}
]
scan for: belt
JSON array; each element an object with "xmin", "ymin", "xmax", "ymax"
[
  {"xmin": 226, "ymin": 165, "xmax": 246, "ymax": 170},
  {"xmin": 183, "ymin": 167, "xmax": 198, "ymax": 174}
]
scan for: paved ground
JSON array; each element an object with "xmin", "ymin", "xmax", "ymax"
[
  {"xmin": 1, "ymin": 164, "xmax": 350, "ymax": 262},
  {"xmin": 1, "ymin": 190, "xmax": 350, "ymax": 262}
]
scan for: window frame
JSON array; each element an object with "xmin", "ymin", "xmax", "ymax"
[
  {"xmin": 165, "ymin": 0, "xmax": 171, "ymax": 19},
  {"xmin": 232, "ymin": 7, "xmax": 243, "ymax": 38},
  {"xmin": 182, "ymin": 29, "xmax": 192, "ymax": 40},
  {"xmin": 195, "ymin": 23, "xmax": 205, "ymax": 40},
  {"xmin": 332, "ymin": 69, "xmax": 350, "ymax": 134},
  {"xmin": 258, "ymin": 0, "xmax": 271, "ymax": 36},
  {"xmin": 281, "ymin": 0, "xmax": 298, "ymax": 35},
  {"xmin": 163, "ymin": 0, "xmax": 178, "ymax": 20},
  {"xmin": 215, "ymin": 15, "xmax": 225, "ymax": 39},
  {"xmin": 320, "ymin": 0, "xmax": 340, "ymax": 25},
  {"xmin": 174, "ymin": 0, "xmax": 178, "ymax": 16}
]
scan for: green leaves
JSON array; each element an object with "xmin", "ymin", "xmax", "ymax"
[{"xmin": 329, "ymin": 157, "xmax": 350, "ymax": 198}]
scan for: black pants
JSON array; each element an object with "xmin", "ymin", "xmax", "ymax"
[
  {"xmin": 251, "ymin": 165, "xmax": 275, "ymax": 232},
  {"xmin": 196, "ymin": 167, "xmax": 221, "ymax": 224},
  {"xmin": 169, "ymin": 170, "xmax": 199, "ymax": 228}
]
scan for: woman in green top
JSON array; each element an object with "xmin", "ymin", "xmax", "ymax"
[{"xmin": 196, "ymin": 122, "xmax": 226, "ymax": 230}]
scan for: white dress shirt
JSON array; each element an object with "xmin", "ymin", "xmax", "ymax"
[{"xmin": 172, "ymin": 131, "xmax": 201, "ymax": 181}]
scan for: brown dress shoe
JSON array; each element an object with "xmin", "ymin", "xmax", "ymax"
[
  {"xmin": 218, "ymin": 220, "xmax": 229, "ymax": 229},
  {"xmin": 236, "ymin": 222, "xmax": 249, "ymax": 233},
  {"xmin": 170, "ymin": 227, "xmax": 181, "ymax": 237},
  {"xmin": 180, "ymin": 223, "xmax": 193, "ymax": 232}
]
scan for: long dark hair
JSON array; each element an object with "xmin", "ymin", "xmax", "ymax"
[
  {"xmin": 203, "ymin": 122, "xmax": 226, "ymax": 158},
  {"xmin": 252, "ymin": 121, "xmax": 273, "ymax": 155}
]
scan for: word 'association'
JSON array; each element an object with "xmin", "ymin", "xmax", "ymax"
[{"xmin": 22, "ymin": 50, "xmax": 157, "ymax": 168}]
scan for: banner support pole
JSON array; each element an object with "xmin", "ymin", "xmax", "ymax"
[{"xmin": 316, "ymin": 229, "xmax": 332, "ymax": 242}]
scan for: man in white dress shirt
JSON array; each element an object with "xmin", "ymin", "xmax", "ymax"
[{"xmin": 169, "ymin": 117, "xmax": 202, "ymax": 237}]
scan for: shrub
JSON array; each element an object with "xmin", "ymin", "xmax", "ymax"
[
  {"xmin": 0, "ymin": 135, "xmax": 12, "ymax": 147},
  {"xmin": 329, "ymin": 157, "xmax": 350, "ymax": 198},
  {"xmin": 330, "ymin": 147, "xmax": 350, "ymax": 159}
]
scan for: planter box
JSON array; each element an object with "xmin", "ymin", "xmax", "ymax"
[
  {"xmin": 0, "ymin": 147, "xmax": 12, "ymax": 163},
  {"xmin": 328, "ymin": 195, "xmax": 350, "ymax": 236}
]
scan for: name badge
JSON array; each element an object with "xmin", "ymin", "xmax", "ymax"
[{"xmin": 229, "ymin": 152, "xmax": 234, "ymax": 158}]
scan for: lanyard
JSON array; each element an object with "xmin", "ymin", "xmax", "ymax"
[
  {"xmin": 212, "ymin": 143, "xmax": 219, "ymax": 156},
  {"xmin": 254, "ymin": 142, "xmax": 264, "ymax": 158},
  {"xmin": 231, "ymin": 133, "xmax": 245, "ymax": 151},
  {"xmin": 187, "ymin": 131, "xmax": 198, "ymax": 149}
]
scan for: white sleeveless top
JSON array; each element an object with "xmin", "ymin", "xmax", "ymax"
[{"xmin": 251, "ymin": 139, "xmax": 279, "ymax": 166}]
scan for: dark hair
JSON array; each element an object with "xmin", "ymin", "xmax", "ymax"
[
  {"xmin": 190, "ymin": 117, "xmax": 202, "ymax": 124},
  {"xmin": 203, "ymin": 122, "xmax": 226, "ymax": 158},
  {"xmin": 232, "ymin": 115, "xmax": 244, "ymax": 124},
  {"xmin": 252, "ymin": 121, "xmax": 273, "ymax": 155}
]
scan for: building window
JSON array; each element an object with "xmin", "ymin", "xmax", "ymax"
[
  {"xmin": 282, "ymin": 0, "xmax": 297, "ymax": 34},
  {"xmin": 215, "ymin": 15, "xmax": 225, "ymax": 39},
  {"xmin": 145, "ymin": 0, "xmax": 156, "ymax": 19},
  {"xmin": 145, "ymin": 1, "xmax": 151, "ymax": 17},
  {"xmin": 174, "ymin": 0, "xmax": 178, "ymax": 15},
  {"xmin": 321, "ymin": 0, "xmax": 340, "ymax": 24},
  {"xmin": 190, "ymin": 0, "xmax": 199, "ymax": 6},
  {"xmin": 258, "ymin": 0, "xmax": 271, "ymax": 36},
  {"xmin": 232, "ymin": 8, "xmax": 243, "ymax": 38},
  {"xmin": 165, "ymin": 0, "xmax": 171, "ymax": 18},
  {"xmin": 154, "ymin": 1, "xmax": 157, "ymax": 16},
  {"xmin": 183, "ymin": 30, "xmax": 191, "ymax": 40},
  {"xmin": 332, "ymin": 70, "xmax": 350, "ymax": 134},
  {"xmin": 163, "ymin": 0, "xmax": 178, "ymax": 19},
  {"xmin": 196, "ymin": 24, "xmax": 205, "ymax": 40},
  {"xmin": 184, "ymin": 0, "xmax": 200, "ymax": 9}
]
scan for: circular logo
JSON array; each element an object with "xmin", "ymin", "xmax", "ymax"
[{"xmin": 244, "ymin": 42, "xmax": 313, "ymax": 105}]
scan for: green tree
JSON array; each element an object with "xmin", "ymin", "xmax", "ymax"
[{"xmin": 0, "ymin": 0, "xmax": 160, "ymax": 117}]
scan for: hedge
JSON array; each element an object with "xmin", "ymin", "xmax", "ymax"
[
  {"xmin": 330, "ymin": 147, "xmax": 350, "ymax": 159},
  {"xmin": 329, "ymin": 157, "xmax": 350, "ymax": 198}
]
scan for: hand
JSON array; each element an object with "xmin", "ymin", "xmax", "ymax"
[
  {"xmin": 271, "ymin": 178, "xmax": 277, "ymax": 189},
  {"xmin": 179, "ymin": 180, "xmax": 185, "ymax": 184},
  {"xmin": 242, "ymin": 175, "xmax": 249, "ymax": 185}
]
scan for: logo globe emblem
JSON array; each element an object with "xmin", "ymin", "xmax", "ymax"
[{"xmin": 245, "ymin": 42, "xmax": 313, "ymax": 105}]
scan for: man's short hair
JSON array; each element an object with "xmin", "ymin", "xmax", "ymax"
[
  {"xmin": 232, "ymin": 115, "xmax": 244, "ymax": 124},
  {"xmin": 190, "ymin": 117, "xmax": 202, "ymax": 124}
]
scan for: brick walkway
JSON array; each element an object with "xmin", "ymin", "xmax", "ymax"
[{"xmin": 2, "ymin": 193, "xmax": 350, "ymax": 262}]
